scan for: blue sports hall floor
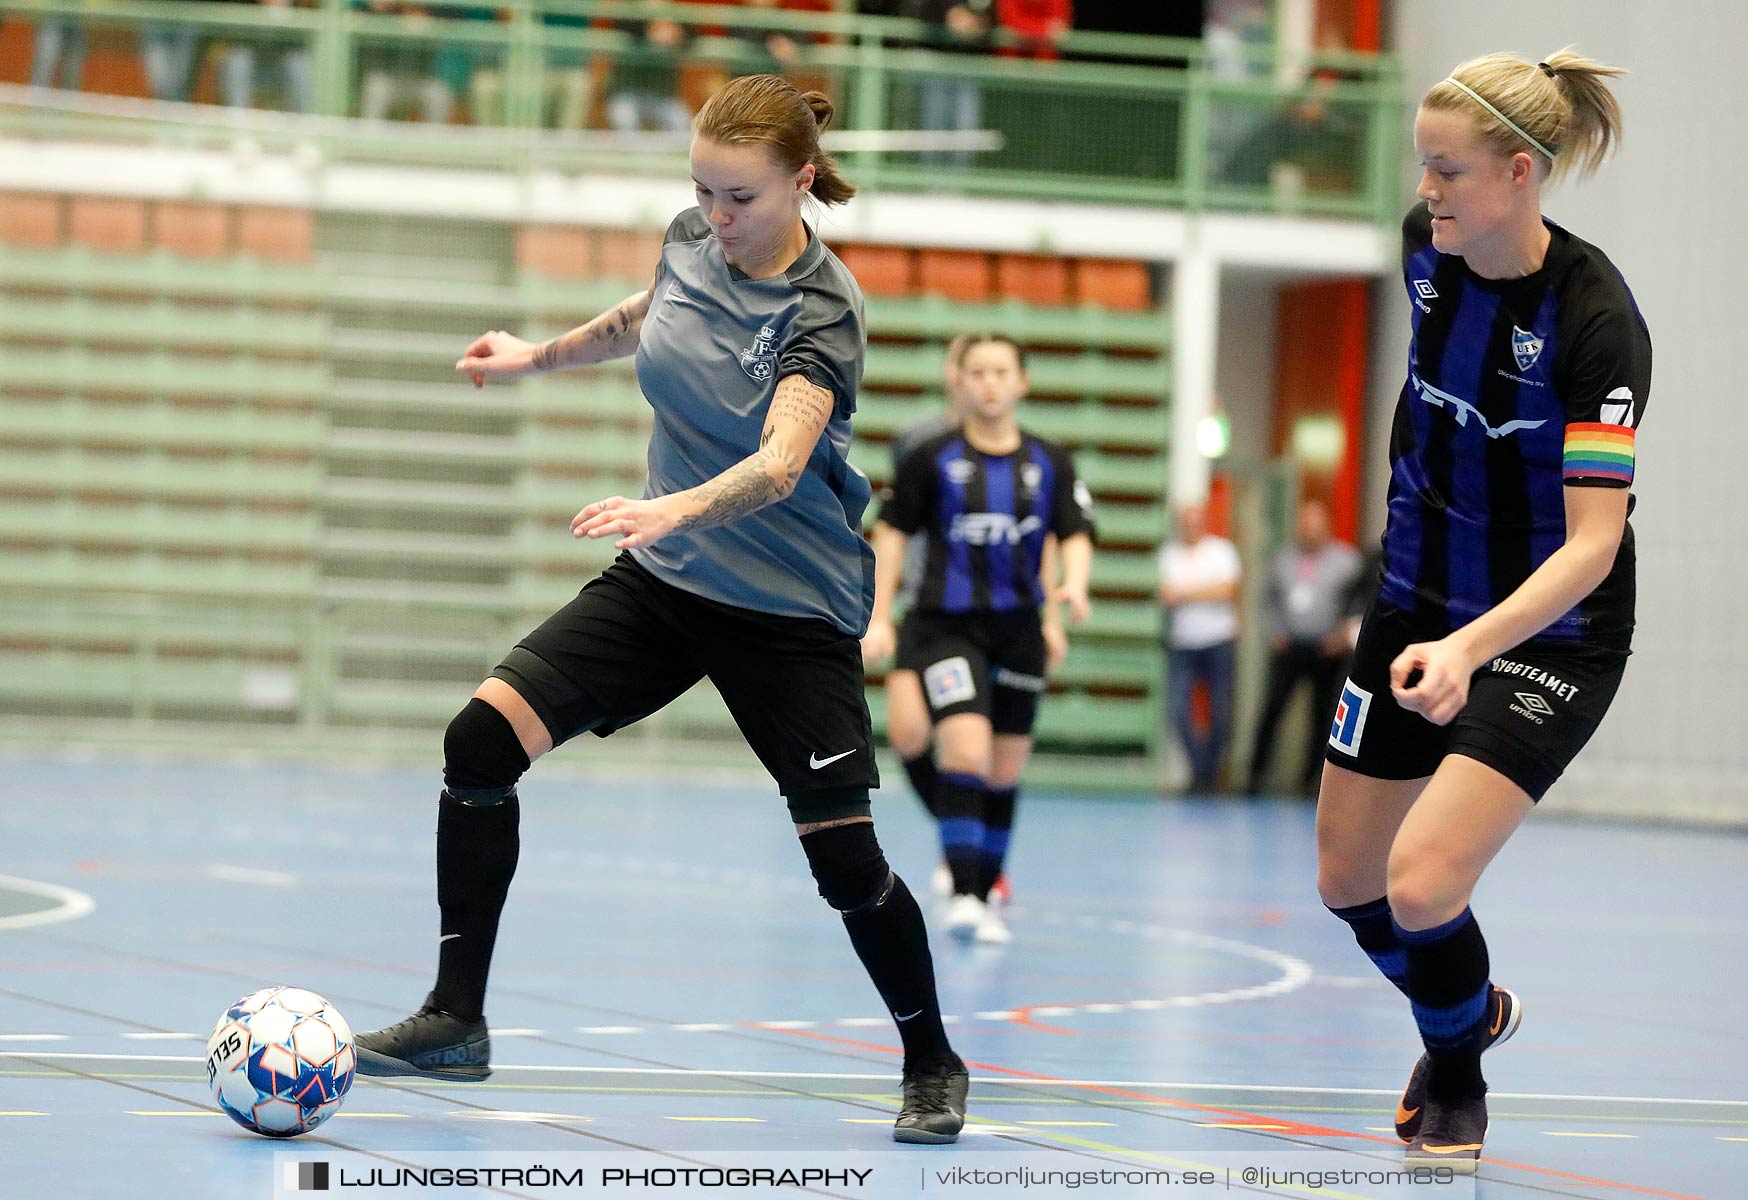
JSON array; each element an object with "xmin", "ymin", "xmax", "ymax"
[{"xmin": 2, "ymin": 749, "xmax": 1744, "ymax": 1199}]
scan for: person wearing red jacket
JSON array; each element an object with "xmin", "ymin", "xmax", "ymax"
[{"xmin": 996, "ymin": 0, "xmax": 1070, "ymax": 59}]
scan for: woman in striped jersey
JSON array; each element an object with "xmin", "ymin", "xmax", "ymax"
[{"xmin": 1315, "ymin": 48, "xmax": 1649, "ymax": 1172}]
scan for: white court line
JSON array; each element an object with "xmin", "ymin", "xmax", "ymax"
[
  {"xmin": 453, "ymin": 1111, "xmax": 596, "ymax": 1122},
  {"xmin": 9, "ymin": 1052, "xmax": 1748, "ymax": 1110},
  {"xmin": 122, "ymin": 1033, "xmax": 200, "ymax": 1041},
  {"xmin": 0, "ymin": 1035, "xmax": 69, "ymax": 1042},
  {"xmin": 0, "ymin": 875, "xmax": 95, "ymax": 931},
  {"xmin": 666, "ymin": 1116, "xmax": 765, "ymax": 1123},
  {"xmin": 204, "ymin": 864, "xmax": 297, "ymax": 888}
]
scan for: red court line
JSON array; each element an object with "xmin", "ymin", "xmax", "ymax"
[
  {"xmin": 755, "ymin": 1025, "xmax": 1714, "ymax": 1200},
  {"xmin": 753, "ymin": 1024, "xmax": 1358, "ymax": 1139}
]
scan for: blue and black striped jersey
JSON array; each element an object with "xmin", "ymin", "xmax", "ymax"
[
  {"xmin": 1382, "ymin": 203, "xmax": 1652, "ymax": 649},
  {"xmin": 880, "ymin": 430, "xmax": 1095, "ymax": 615}
]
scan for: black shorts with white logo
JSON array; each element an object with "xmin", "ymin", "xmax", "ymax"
[
  {"xmin": 490, "ymin": 554, "xmax": 877, "ymax": 819},
  {"xmin": 896, "ymin": 609, "xmax": 1048, "ymax": 737},
  {"xmin": 1325, "ymin": 601, "xmax": 1628, "ymax": 801}
]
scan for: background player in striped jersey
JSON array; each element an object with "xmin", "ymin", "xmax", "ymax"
[
  {"xmin": 876, "ymin": 334, "xmax": 968, "ymax": 837},
  {"xmin": 1316, "ymin": 49, "xmax": 1648, "ymax": 1172},
  {"xmin": 864, "ymin": 334, "xmax": 1095, "ymax": 944},
  {"xmin": 873, "ymin": 333, "xmax": 1050, "ymax": 906}
]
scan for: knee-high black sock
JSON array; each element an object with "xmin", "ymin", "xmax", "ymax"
[
  {"xmin": 1327, "ymin": 897, "xmax": 1409, "ymax": 995},
  {"xmin": 801, "ymin": 822, "xmax": 958, "ymax": 1070},
  {"xmin": 978, "ymin": 785, "xmax": 1018, "ymax": 899},
  {"xmin": 842, "ymin": 873, "xmax": 958, "ymax": 1069},
  {"xmin": 900, "ymin": 751, "xmax": 940, "ymax": 819},
  {"xmin": 1397, "ymin": 907, "xmax": 1492, "ymax": 1099},
  {"xmin": 432, "ymin": 790, "xmax": 520, "ymax": 1022},
  {"xmin": 934, "ymin": 771, "xmax": 987, "ymax": 896}
]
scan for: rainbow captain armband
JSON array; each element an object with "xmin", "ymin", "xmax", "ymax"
[{"xmin": 1563, "ymin": 422, "xmax": 1635, "ymax": 485}]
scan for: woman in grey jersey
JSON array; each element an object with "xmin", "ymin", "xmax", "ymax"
[{"xmin": 350, "ymin": 74, "xmax": 969, "ymax": 1145}]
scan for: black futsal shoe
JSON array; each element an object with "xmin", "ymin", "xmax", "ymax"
[
  {"xmin": 354, "ymin": 993, "xmax": 492, "ymax": 1081},
  {"xmin": 1404, "ymin": 1090, "xmax": 1488, "ymax": 1175},
  {"xmin": 893, "ymin": 1055, "xmax": 969, "ymax": 1144},
  {"xmin": 1396, "ymin": 986, "xmax": 1521, "ymax": 1140}
]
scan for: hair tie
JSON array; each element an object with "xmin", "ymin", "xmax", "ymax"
[
  {"xmin": 1537, "ymin": 61, "xmax": 1557, "ymax": 79},
  {"xmin": 1444, "ymin": 77, "xmax": 1558, "ymax": 159}
]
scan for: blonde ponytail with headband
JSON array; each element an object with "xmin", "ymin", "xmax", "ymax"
[{"xmin": 1423, "ymin": 48, "xmax": 1626, "ymax": 182}]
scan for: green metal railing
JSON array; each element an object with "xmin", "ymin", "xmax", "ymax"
[{"xmin": 3, "ymin": 0, "xmax": 1404, "ymax": 221}]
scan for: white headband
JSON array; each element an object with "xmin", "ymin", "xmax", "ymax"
[{"xmin": 1444, "ymin": 77, "xmax": 1558, "ymax": 160}]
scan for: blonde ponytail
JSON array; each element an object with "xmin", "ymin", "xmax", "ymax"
[{"xmin": 1423, "ymin": 47, "xmax": 1626, "ymax": 182}]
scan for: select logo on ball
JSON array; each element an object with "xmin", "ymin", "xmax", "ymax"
[{"xmin": 205, "ymin": 986, "xmax": 355, "ymax": 1138}]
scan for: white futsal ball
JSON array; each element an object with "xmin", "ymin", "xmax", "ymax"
[{"xmin": 205, "ymin": 986, "xmax": 355, "ymax": 1137}]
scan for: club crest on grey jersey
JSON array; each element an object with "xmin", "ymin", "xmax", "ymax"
[{"xmin": 740, "ymin": 323, "xmax": 779, "ymax": 381}]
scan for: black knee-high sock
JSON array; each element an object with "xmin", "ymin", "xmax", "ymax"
[
  {"xmin": 934, "ymin": 772, "xmax": 987, "ymax": 896},
  {"xmin": 1396, "ymin": 907, "xmax": 1492, "ymax": 1099},
  {"xmin": 901, "ymin": 751, "xmax": 940, "ymax": 819},
  {"xmin": 1327, "ymin": 897, "xmax": 1409, "ymax": 995},
  {"xmin": 432, "ymin": 790, "xmax": 520, "ymax": 1022},
  {"xmin": 842, "ymin": 873, "xmax": 958, "ymax": 1069},
  {"xmin": 978, "ymin": 784, "xmax": 1017, "ymax": 899}
]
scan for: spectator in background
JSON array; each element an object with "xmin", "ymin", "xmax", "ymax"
[
  {"xmin": 355, "ymin": 2, "xmax": 496, "ymax": 125},
  {"xmin": 1204, "ymin": 0, "xmax": 1272, "ymax": 175},
  {"xmin": 220, "ymin": 0, "xmax": 315, "ymax": 114},
  {"xmin": 916, "ymin": 1, "xmax": 993, "ymax": 169},
  {"xmin": 143, "ymin": 0, "xmax": 229, "ymax": 103},
  {"xmin": 996, "ymin": 0, "xmax": 1071, "ymax": 60},
  {"xmin": 606, "ymin": 19, "xmax": 695, "ymax": 134},
  {"xmin": 1158, "ymin": 502, "xmax": 1242, "ymax": 794},
  {"xmin": 729, "ymin": 0, "xmax": 804, "ymax": 76},
  {"xmin": 30, "ymin": 14, "xmax": 86, "ymax": 90},
  {"xmin": 1338, "ymin": 543, "xmax": 1383, "ymax": 656},
  {"xmin": 433, "ymin": 5, "xmax": 503, "ymax": 124},
  {"xmin": 1218, "ymin": 21, "xmax": 1365, "ymax": 197},
  {"xmin": 471, "ymin": 6, "xmax": 594, "ymax": 130},
  {"xmin": 1245, "ymin": 499, "xmax": 1362, "ymax": 797}
]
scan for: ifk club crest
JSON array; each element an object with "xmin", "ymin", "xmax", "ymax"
[
  {"xmin": 740, "ymin": 323, "xmax": 778, "ymax": 381},
  {"xmin": 1511, "ymin": 325, "xmax": 1544, "ymax": 372}
]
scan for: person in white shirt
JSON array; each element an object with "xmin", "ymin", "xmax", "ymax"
[{"xmin": 1157, "ymin": 502, "xmax": 1242, "ymax": 792}]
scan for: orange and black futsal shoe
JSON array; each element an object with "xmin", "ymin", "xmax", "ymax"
[
  {"xmin": 1404, "ymin": 1090, "xmax": 1488, "ymax": 1175},
  {"xmin": 1396, "ymin": 986, "xmax": 1521, "ymax": 1140}
]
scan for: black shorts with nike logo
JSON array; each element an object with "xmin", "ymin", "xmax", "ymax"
[
  {"xmin": 1325, "ymin": 600, "xmax": 1629, "ymax": 801},
  {"xmin": 491, "ymin": 554, "xmax": 877, "ymax": 818}
]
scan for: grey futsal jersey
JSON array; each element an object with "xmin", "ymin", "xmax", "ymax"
[{"xmin": 628, "ymin": 208, "xmax": 875, "ymax": 635}]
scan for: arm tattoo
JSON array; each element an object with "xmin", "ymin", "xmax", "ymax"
[
  {"xmin": 673, "ymin": 375, "xmax": 831, "ymax": 532},
  {"xmin": 673, "ymin": 447, "xmax": 801, "ymax": 532},
  {"xmin": 769, "ymin": 375, "xmax": 834, "ymax": 428},
  {"xmin": 532, "ymin": 295, "xmax": 643, "ymax": 372}
]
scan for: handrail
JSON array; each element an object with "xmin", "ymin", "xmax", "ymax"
[
  {"xmin": 6, "ymin": 0, "xmax": 1396, "ymax": 76},
  {"xmin": 3, "ymin": 0, "xmax": 1405, "ymax": 221}
]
